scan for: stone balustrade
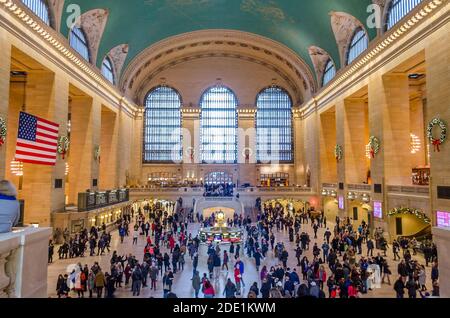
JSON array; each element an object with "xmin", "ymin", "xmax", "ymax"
[
  {"xmin": 387, "ymin": 185, "xmax": 430, "ymax": 196},
  {"xmin": 0, "ymin": 227, "xmax": 51, "ymax": 298}
]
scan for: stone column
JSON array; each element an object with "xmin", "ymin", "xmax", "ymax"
[
  {"xmin": 431, "ymin": 227, "xmax": 450, "ymax": 297},
  {"xmin": 21, "ymin": 71, "xmax": 67, "ymax": 226},
  {"xmin": 335, "ymin": 100, "xmax": 347, "ymax": 219},
  {"xmin": 99, "ymin": 107, "xmax": 119, "ymax": 189},
  {"xmin": 0, "ymin": 29, "xmax": 11, "ymax": 179},
  {"xmin": 181, "ymin": 109, "xmax": 200, "ymax": 183},
  {"xmin": 68, "ymin": 96, "xmax": 100, "ymax": 205},
  {"xmin": 344, "ymin": 98, "xmax": 369, "ymax": 184},
  {"xmin": 237, "ymin": 109, "xmax": 256, "ymax": 186},
  {"xmin": 319, "ymin": 110, "xmax": 337, "ymax": 184},
  {"xmin": 426, "ymin": 27, "xmax": 450, "ymax": 218},
  {"xmin": 130, "ymin": 111, "xmax": 143, "ymax": 186},
  {"xmin": 293, "ymin": 111, "xmax": 304, "ymax": 186}
]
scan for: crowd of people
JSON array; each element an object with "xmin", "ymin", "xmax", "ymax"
[
  {"xmin": 204, "ymin": 183, "xmax": 234, "ymax": 197},
  {"xmin": 51, "ymin": 200, "xmax": 440, "ymax": 299}
]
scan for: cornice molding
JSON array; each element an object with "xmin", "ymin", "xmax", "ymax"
[
  {"xmin": 302, "ymin": 0, "xmax": 447, "ymax": 118},
  {"xmin": 134, "ymin": 52, "xmax": 304, "ymax": 107},
  {"xmin": 120, "ymin": 29, "xmax": 317, "ymax": 103},
  {"xmin": 0, "ymin": 0, "xmax": 138, "ymax": 118}
]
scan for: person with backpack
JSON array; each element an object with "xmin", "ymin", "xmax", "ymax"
[
  {"xmin": 394, "ymin": 276, "xmax": 405, "ymax": 298},
  {"xmin": 223, "ymin": 278, "xmax": 237, "ymax": 298},
  {"xmin": 131, "ymin": 264, "xmax": 143, "ymax": 296}
]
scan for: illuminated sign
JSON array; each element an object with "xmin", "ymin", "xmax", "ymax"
[
  {"xmin": 338, "ymin": 196, "xmax": 344, "ymax": 210},
  {"xmin": 437, "ymin": 211, "xmax": 450, "ymax": 228},
  {"xmin": 373, "ymin": 201, "xmax": 383, "ymax": 219}
]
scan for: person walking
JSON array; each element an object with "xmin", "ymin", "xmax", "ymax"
[
  {"xmin": 94, "ymin": 269, "xmax": 106, "ymax": 298},
  {"xmin": 254, "ymin": 249, "xmax": 262, "ymax": 272},
  {"xmin": 394, "ymin": 276, "xmax": 405, "ymax": 298},
  {"xmin": 192, "ymin": 271, "xmax": 201, "ymax": 298},
  {"xmin": 149, "ymin": 265, "xmax": 158, "ymax": 291},
  {"xmin": 131, "ymin": 264, "xmax": 143, "ymax": 296},
  {"xmin": 203, "ymin": 280, "xmax": 215, "ymax": 298},
  {"xmin": 222, "ymin": 250, "xmax": 229, "ymax": 271},
  {"xmin": 223, "ymin": 278, "xmax": 237, "ymax": 298}
]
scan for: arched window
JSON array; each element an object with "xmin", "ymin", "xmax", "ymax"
[
  {"xmin": 256, "ymin": 86, "xmax": 293, "ymax": 163},
  {"xmin": 322, "ymin": 59, "xmax": 336, "ymax": 86},
  {"xmin": 386, "ymin": 0, "xmax": 423, "ymax": 30},
  {"xmin": 101, "ymin": 56, "xmax": 115, "ymax": 84},
  {"xmin": 70, "ymin": 26, "xmax": 90, "ymax": 62},
  {"xmin": 200, "ymin": 86, "xmax": 238, "ymax": 164},
  {"xmin": 143, "ymin": 86, "xmax": 182, "ymax": 163},
  {"xmin": 347, "ymin": 28, "xmax": 368, "ymax": 65},
  {"xmin": 21, "ymin": 0, "xmax": 51, "ymax": 26}
]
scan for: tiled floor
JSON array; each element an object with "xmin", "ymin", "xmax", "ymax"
[{"xmin": 47, "ymin": 218, "xmax": 433, "ymax": 298}]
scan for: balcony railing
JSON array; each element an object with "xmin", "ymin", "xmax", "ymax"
[
  {"xmin": 387, "ymin": 185, "xmax": 430, "ymax": 196},
  {"xmin": 129, "ymin": 186, "xmax": 313, "ymax": 195},
  {"xmin": 347, "ymin": 184, "xmax": 372, "ymax": 191},
  {"xmin": 322, "ymin": 183, "xmax": 337, "ymax": 189}
]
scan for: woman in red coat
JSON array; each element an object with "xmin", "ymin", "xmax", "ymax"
[{"xmin": 169, "ymin": 236, "xmax": 175, "ymax": 253}]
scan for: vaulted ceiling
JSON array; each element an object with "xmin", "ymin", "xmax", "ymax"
[{"xmin": 61, "ymin": 0, "xmax": 377, "ymax": 72}]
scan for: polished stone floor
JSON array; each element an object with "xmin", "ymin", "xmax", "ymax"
[{"xmin": 47, "ymin": 218, "xmax": 433, "ymax": 298}]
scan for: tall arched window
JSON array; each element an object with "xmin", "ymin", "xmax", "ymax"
[
  {"xmin": 70, "ymin": 26, "xmax": 90, "ymax": 62},
  {"xmin": 322, "ymin": 59, "xmax": 336, "ymax": 86},
  {"xmin": 256, "ymin": 86, "xmax": 293, "ymax": 163},
  {"xmin": 101, "ymin": 56, "xmax": 115, "ymax": 84},
  {"xmin": 200, "ymin": 86, "xmax": 238, "ymax": 164},
  {"xmin": 21, "ymin": 0, "xmax": 51, "ymax": 26},
  {"xmin": 143, "ymin": 86, "xmax": 182, "ymax": 163},
  {"xmin": 347, "ymin": 28, "xmax": 368, "ymax": 65},
  {"xmin": 386, "ymin": 0, "xmax": 423, "ymax": 30}
]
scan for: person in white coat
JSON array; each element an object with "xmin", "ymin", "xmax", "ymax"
[{"xmin": 0, "ymin": 180, "xmax": 20, "ymax": 233}]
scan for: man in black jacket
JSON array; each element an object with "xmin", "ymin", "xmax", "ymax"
[{"xmin": 394, "ymin": 276, "xmax": 405, "ymax": 298}]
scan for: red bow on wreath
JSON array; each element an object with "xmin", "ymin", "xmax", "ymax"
[
  {"xmin": 432, "ymin": 139, "xmax": 442, "ymax": 152},
  {"xmin": 370, "ymin": 149, "xmax": 375, "ymax": 158},
  {"xmin": 61, "ymin": 151, "xmax": 66, "ymax": 159},
  {"xmin": 0, "ymin": 138, "xmax": 4, "ymax": 146}
]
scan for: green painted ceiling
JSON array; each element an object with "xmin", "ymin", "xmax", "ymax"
[{"xmin": 61, "ymin": 0, "xmax": 376, "ymax": 72}]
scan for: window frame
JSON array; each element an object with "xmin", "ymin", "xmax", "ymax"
[
  {"xmin": 385, "ymin": 0, "xmax": 423, "ymax": 31},
  {"xmin": 255, "ymin": 86, "xmax": 294, "ymax": 164},
  {"xmin": 101, "ymin": 56, "xmax": 115, "ymax": 84},
  {"xmin": 346, "ymin": 27, "xmax": 369, "ymax": 65},
  {"xmin": 69, "ymin": 26, "xmax": 91, "ymax": 63},
  {"xmin": 322, "ymin": 58, "xmax": 336, "ymax": 87},
  {"xmin": 199, "ymin": 85, "xmax": 238, "ymax": 164},
  {"xmin": 142, "ymin": 85, "xmax": 183, "ymax": 164},
  {"xmin": 21, "ymin": 0, "xmax": 52, "ymax": 27}
]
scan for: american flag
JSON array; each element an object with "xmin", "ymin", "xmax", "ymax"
[{"xmin": 15, "ymin": 112, "xmax": 59, "ymax": 166}]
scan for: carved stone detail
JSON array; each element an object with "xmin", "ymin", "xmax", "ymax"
[
  {"xmin": 48, "ymin": 0, "xmax": 65, "ymax": 31},
  {"xmin": 79, "ymin": 9, "xmax": 109, "ymax": 64},
  {"xmin": 308, "ymin": 46, "xmax": 334, "ymax": 87},
  {"xmin": 329, "ymin": 11, "xmax": 367, "ymax": 67},
  {"xmin": 119, "ymin": 30, "xmax": 316, "ymax": 105},
  {"xmin": 0, "ymin": 251, "xmax": 12, "ymax": 298},
  {"xmin": 4, "ymin": 248, "xmax": 19, "ymax": 298},
  {"xmin": 108, "ymin": 44, "xmax": 129, "ymax": 84}
]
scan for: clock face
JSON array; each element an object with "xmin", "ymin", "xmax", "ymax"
[{"xmin": 217, "ymin": 211, "xmax": 225, "ymax": 222}]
